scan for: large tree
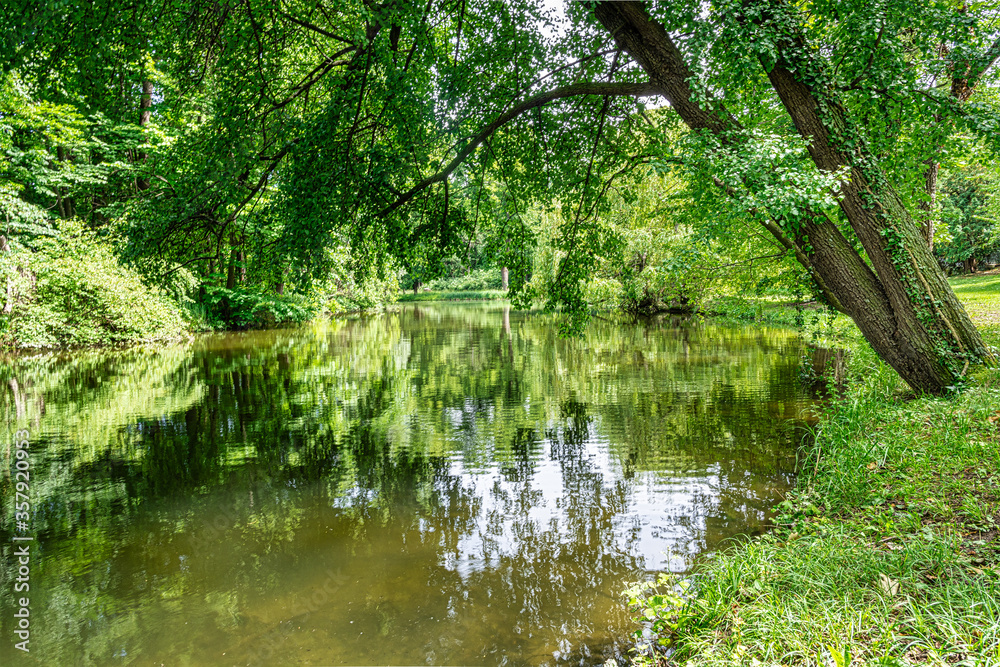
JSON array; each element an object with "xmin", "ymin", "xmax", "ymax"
[
  {"xmin": 279, "ymin": 0, "xmax": 996, "ymax": 394},
  {"xmin": 586, "ymin": 1, "xmax": 995, "ymax": 393}
]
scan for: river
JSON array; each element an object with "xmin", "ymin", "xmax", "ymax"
[{"xmin": 0, "ymin": 302, "xmax": 816, "ymax": 666}]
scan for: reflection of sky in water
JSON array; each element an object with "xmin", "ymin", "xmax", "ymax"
[
  {"xmin": 438, "ymin": 430, "xmax": 723, "ymax": 578},
  {"xmin": 436, "ymin": 385, "xmax": 783, "ymax": 588}
]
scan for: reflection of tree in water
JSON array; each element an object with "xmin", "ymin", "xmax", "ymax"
[
  {"xmin": 499, "ymin": 426, "xmax": 540, "ymax": 483},
  {"xmin": 0, "ymin": 304, "xmax": 818, "ymax": 665},
  {"xmin": 450, "ymin": 400, "xmax": 642, "ymax": 664},
  {"xmin": 597, "ymin": 345, "xmax": 803, "ymax": 557}
]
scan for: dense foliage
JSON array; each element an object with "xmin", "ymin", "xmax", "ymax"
[
  {"xmin": 1, "ymin": 221, "xmax": 187, "ymax": 347},
  {"xmin": 937, "ymin": 166, "xmax": 1000, "ymax": 272}
]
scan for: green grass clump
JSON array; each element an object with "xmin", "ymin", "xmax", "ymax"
[
  {"xmin": 627, "ymin": 283, "xmax": 1000, "ymax": 666},
  {"xmin": 395, "ymin": 289, "xmax": 507, "ymax": 303}
]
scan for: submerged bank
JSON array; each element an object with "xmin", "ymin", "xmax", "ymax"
[{"xmin": 629, "ymin": 276, "xmax": 1000, "ymax": 666}]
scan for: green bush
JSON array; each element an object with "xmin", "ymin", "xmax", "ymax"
[
  {"xmin": 426, "ymin": 267, "xmax": 502, "ymax": 291},
  {"xmin": 326, "ymin": 269, "xmax": 400, "ymax": 312},
  {"xmin": 201, "ymin": 285, "xmax": 315, "ymax": 329},
  {"xmin": 2, "ymin": 223, "xmax": 187, "ymax": 348}
]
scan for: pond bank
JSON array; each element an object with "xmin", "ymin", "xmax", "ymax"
[{"xmin": 629, "ymin": 280, "xmax": 1000, "ymax": 666}]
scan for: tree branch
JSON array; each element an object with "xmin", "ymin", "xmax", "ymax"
[
  {"xmin": 279, "ymin": 11, "xmax": 355, "ymax": 45},
  {"xmin": 967, "ymin": 34, "xmax": 1000, "ymax": 90},
  {"xmin": 380, "ymin": 81, "xmax": 660, "ymax": 216},
  {"xmin": 846, "ymin": 20, "xmax": 886, "ymax": 90}
]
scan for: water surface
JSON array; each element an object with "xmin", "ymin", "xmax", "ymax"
[{"xmin": 1, "ymin": 303, "xmax": 814, "ymax": 665}]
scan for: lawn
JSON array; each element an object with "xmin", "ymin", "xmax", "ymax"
[
  {"xmin": 395, "ymin": 289, "xmax": 507, "ymax": 303},
  {"xmin": 950, "ymin": 271, "xmax": 1000, "ymax": 332}
]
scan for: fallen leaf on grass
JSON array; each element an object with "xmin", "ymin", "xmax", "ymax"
[{"xmin": 879, "ymin": 573, "xmax": 900, "ymax": 597}]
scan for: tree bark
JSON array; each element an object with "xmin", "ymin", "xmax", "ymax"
[
  {"xmin": 593, "ymin": 1, "xmax": 991, "ymax": 394},
  {"xmin": 55, "ymin": 146, "xmax": 75, "ymax": 218},
  {"xmin": 237, "ymin": 244, "xmax": 246, "ymax": 284},
  {"xmin": 226, "ymin": 233, "xmax": 239, "ymax": 290},
  {"xmin": 1, "ymin": 235, "xmax": 13, "ymax": 315},
  {"xmin": 501, "ymin": 266, "xmax": 509, "ymax": 291},
  {"xmin": 137, "ymin": 78, "xmax": 153, "ymax": 191}
]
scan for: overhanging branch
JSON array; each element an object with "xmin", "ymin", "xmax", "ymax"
[{"xmin": 380, "ymin": 81, "xmax": 661, "ymax": 216}]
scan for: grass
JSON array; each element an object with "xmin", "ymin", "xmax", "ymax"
[
  {"xmin": 628, "ymin": 275, "xmax": 1000, "ymax": 667},
  {"xmin": 704, "ymin": 294, "xmax": 838, "ymax": 329},
  {"xmin": 949, "ymin": 271, "xmax": 1000, "ymax": 331},
  {"xmin": 395, "ymin": 289, "xmax": 507, "ymax": 303}
]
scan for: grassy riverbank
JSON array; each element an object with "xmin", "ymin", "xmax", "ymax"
[
  {"xmin": 395, "ymin": 289, "xmax": 507, "ymax": 302},
  {"xmin": 630, "ymin": 275, "xmax": 1000, "ymax": 666},
  {"xmin": 704, "ymin": 295, "xmax": 836, "ymax": 329}
]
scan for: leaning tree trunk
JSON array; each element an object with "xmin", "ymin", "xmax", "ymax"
[{"xmin": 594, "ymin": 1, "xmax": 991, "ymax": 394}]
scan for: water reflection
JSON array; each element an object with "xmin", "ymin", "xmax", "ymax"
[{"xmin": 1, "ymin": 303, "xmax": 813, "ymax": 665}]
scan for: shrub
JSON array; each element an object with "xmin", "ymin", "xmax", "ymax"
[
  {"xmin": 326, "ymin": 269, "xmax": 399, "ymax": 312},
  {"xmin": 426, "ymin": 267, "xmax": 502, "ymax": 291},
  {"xmin": 3, "ymin": 223, "xmax": 187, "ymax": 348},
  {"xmin": 201, "ymin": 285, "xmax": 315, "ymax": 330}
]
